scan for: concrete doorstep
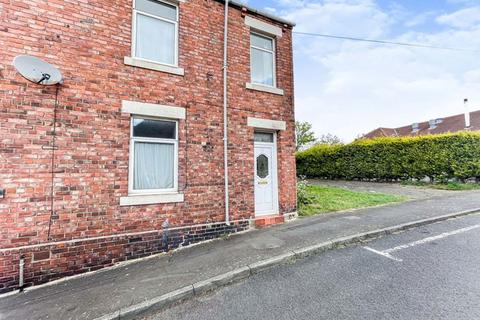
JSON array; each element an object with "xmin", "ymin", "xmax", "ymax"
[{"xmin": 94, "ymin": 207, "xmax": 480, "ymax": 320}]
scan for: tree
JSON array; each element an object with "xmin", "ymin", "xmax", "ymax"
[
  {"xmin": 317, "ymin": 133, "xmax": 343, "ymax": 146},
  {"xmin": 295, "ymin": 121, "xmax": 317, "ymax": 151}
]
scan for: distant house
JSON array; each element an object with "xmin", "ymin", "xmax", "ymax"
[{"xmin": 363, "ymin": 109, "xmax": 480, "ymax": 139}]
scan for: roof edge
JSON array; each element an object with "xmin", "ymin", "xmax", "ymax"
[{"xmin": 219, "ymin": 0, "xmax": 296, "ymax": 27}]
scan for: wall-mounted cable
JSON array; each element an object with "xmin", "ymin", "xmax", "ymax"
[{"xmin": 46, "ymin": 85, "xmax": 60, "ymax": 241}]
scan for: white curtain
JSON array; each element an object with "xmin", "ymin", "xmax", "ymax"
[
  {"xmin": 136, "ymin": 13, "xmax": 175, "ymax": 65},
  {"xmin": 134, "ymin": 142, "xmax": 174, "ymax": 190},
  {"xmin": 251, "ymin": 48, "xmax": 274, "ymax": 86}
]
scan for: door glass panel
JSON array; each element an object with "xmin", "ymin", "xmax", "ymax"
[
  {"xmin": 256, "ymin": 154, "xmax": 269, "ymax": 178},
  {"xmin": 254, "ymin": 132, "xmax": 274, "ymax": 143}
]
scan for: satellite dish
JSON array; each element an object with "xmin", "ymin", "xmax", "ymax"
[{"xmin": 13, "ymin": 55, "xmax": 63, "ymax": 85}]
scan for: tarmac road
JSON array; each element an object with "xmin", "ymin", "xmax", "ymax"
[{"xmin": 149, "ymin": 213, "xmax": 480, "ymax": 320}]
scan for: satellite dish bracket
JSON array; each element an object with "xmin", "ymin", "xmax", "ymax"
[{"xmin": 38, "ymin": 73, "xmax": 51, "ymax": 84}]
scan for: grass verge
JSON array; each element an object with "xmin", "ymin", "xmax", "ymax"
[
  {"xmin": 299, "ymin": 185, "xmax": 405, "ymax": 217},
  {"xmin": 401, "ymin": 181, "xmax": 480, "ymax": 191}
]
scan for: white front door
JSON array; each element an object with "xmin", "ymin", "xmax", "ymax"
[{"xmin": 254, "ymin": 132, "xmax": 279, "ymax": 216}]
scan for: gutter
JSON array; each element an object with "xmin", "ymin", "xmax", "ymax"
[{"xmin": 218, "ymin": 0, "xmax": 296, "ymax": 27}]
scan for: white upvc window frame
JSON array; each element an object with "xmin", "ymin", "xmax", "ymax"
[
  {"xmin": 131, "ymin": 0, "xmax": 180, "ymax": 68},
  {"xmin": 250, "ymin": 31, "xmax": 277, "ymax": 88},
  {"xmin": 128, "ymin": 116, "xmax": 179, "ymax": 196}
]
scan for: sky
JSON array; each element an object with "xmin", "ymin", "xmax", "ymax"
[{"xmin": 246, "ymin": 0, "xmax": 480, "ymax": 141}]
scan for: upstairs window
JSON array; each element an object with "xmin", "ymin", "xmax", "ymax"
[
  {"xmin": 133, "ymin": 0, "xmax": 178, "ymax": 66},
  {"xmin": 250, "ymin": 32, "xmax": 276, "ymax": 87},
  {"xmin": 129, "ymin": 117, "xmax": 178, "ymax": 194}
]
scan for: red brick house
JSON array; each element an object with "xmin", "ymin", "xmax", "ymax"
[
  {"xmin": 0, "ymin": 0, "xmax": 296, "ymax": 293},
  {"xmin": 363, "ymin": 109, "xmax": 480, "ymax": 139}
]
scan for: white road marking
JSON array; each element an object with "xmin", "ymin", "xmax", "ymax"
[
  {"xmin": 364, "ymin": 223, "xmax": 480, "ymax": 262},
  {"xmin": 363, "ymin": 246, "xmax": 402, "ymax": 262},
  {"xmin": 384, "ymin": 223, "xmax": 480, "ymax": 254}
]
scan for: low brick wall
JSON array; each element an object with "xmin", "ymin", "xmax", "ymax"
[{"xmin": 0, "ymin": 220, "xmax": 250, "ymax": 294}]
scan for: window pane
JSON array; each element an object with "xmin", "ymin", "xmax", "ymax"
[
  {"xmin": 251, "ymin": 33, "xmax": 273, "ymax": 51},
  {"xmin": 251, "ymin": 48, "xmax": 274, "ymax": 86},
  {"xmin": 133, "ymin": 118, "xmax": 176, "ymax": 139},
  {"xmin": 254, "ymin": 132, "xmax": 274, "ymax": 143},
  {"xmin": 134, "ymin": 142, "xmax": 174, "ymax": 190},
  {"xmin": 136, "ymin": 0, "xmax": 177, "ymax": 21},
  {"xmin": 136, "ymin": 13, "xmax": 175, "ymax": 65}
]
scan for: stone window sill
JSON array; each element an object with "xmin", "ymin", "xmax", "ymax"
[
  {"xmin": 120, "ymin": 193, "xmax": 184, "ymax": 206},
  {"xmin": 246, "ymin": 83, "xmax": 284, "ymax": 95},
  {"xmin": 124, "ymin": 57, "xmax": 185, "ymax": 76}
]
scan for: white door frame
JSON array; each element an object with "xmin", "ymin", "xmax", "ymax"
[{"xmin": 254, "ymin": 131, "xmax": 279, "ymax": 216}]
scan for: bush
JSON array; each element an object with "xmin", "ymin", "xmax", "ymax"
[
  {"xmin": 297, "ymin": 177, "xmax": 316, "ymax": 208},
  {"xmin": 296, "ymin": 132, "xmax": 480, "ymax": 183}
]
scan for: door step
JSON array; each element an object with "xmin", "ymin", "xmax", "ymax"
[{"xmin": 254, "ymin": 214, "xmax": 285, "ymax": 228}]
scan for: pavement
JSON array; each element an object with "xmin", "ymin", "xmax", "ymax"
[
  {"xmin": 152, "ymin": 212, "xmax": 480, "ymax": 320},
  {"xmin": 1, "ymin": 189, "xmax": 480, "ymax": 320}
]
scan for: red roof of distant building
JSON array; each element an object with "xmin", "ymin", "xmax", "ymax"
[{"xmin": 362, "ymin": 110, "xmax": 480, "ymax": 139}]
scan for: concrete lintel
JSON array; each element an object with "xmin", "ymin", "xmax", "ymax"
[
  {"xmin": 121, "ymin": 100, "xmax": 186, "ymax": 120},
  {"xmin": 247, "ymin": 117, "xmax": 287, "ymax": 131},
  {"xmin": 245, "ymin": 16, "xmax": 283, "ymax": 37}
]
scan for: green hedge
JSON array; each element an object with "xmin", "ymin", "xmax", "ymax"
[{"xmin": 296, "ymin": 132, "xmax": 480, "ymax": 182}]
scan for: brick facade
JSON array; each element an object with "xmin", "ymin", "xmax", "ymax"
[{"xmin": 0, "ymin": 0, "xmax": 296, "ymax": 293}]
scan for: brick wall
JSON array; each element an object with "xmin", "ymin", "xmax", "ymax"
[
  {"xmin": 0, "ymin": 220, "xmax": 250, "ymax": 292},
  {"xmin": 0, "ymin": 0, "xmax": 296, "ymax": 293}
]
